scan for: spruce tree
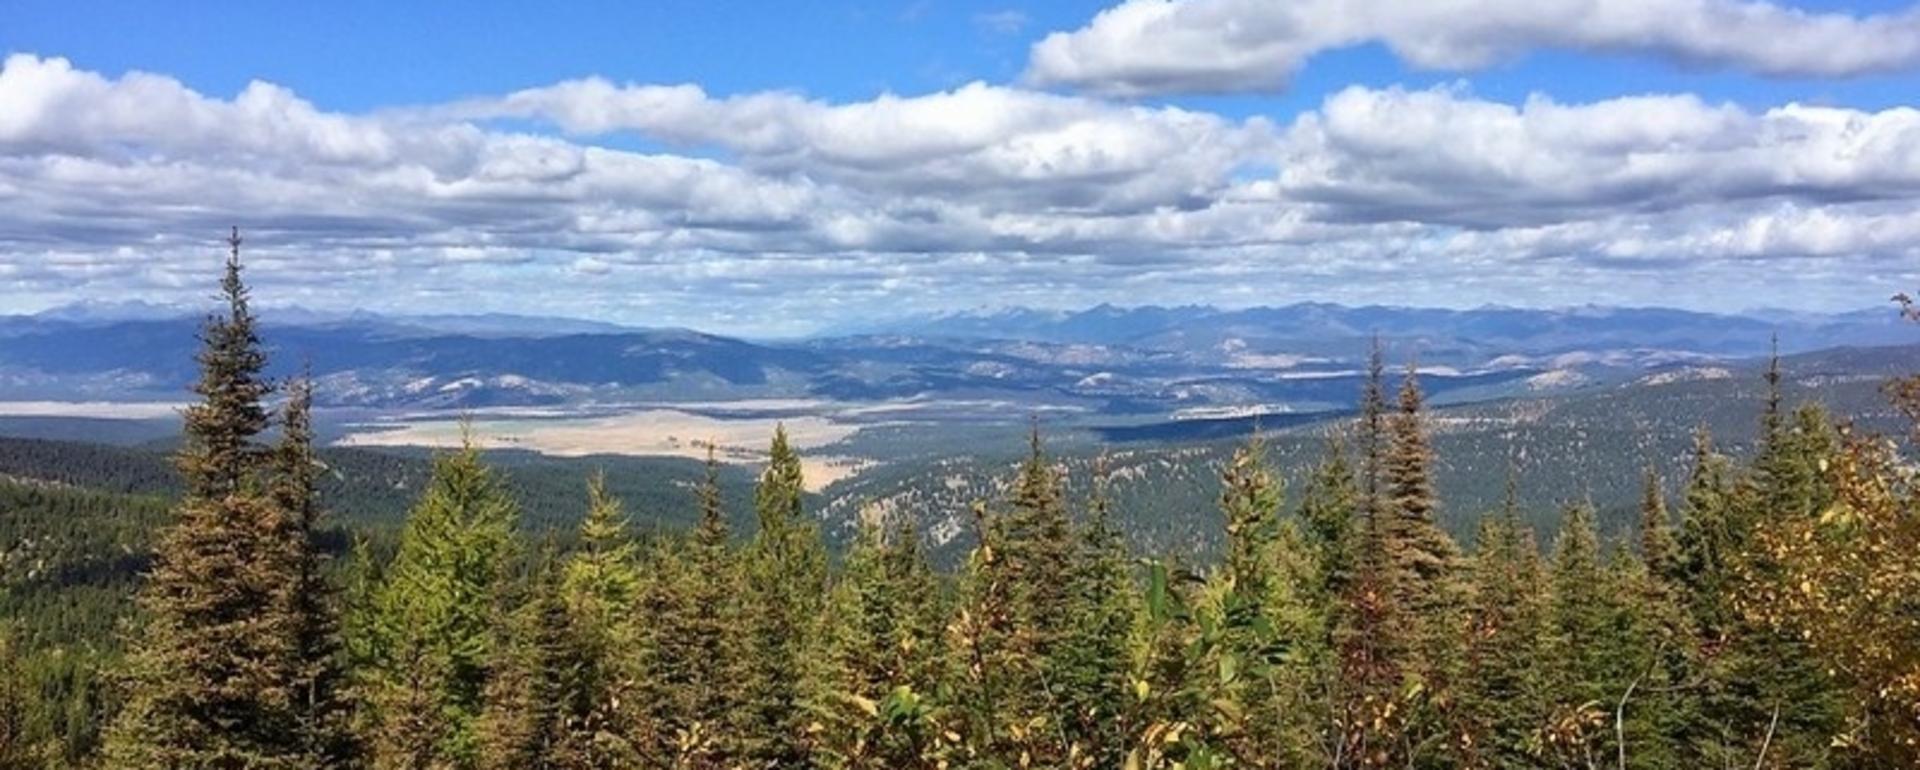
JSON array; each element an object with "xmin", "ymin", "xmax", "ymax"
[
  {"xmin": 356, "ymin": 436, "xmax": 520, "ymax": 769},
  {"xmin": 476, "ymin": 553, "xmax": 571, "ymax": 770},
  {"xmin": 738, "ymin": 425, "xmax": 828, "ymax": 767},
  {"xmin": 1053, "ymin": 453, "xmax": 1136, "ymax": 768},
  {"xmin": 1458, "ymin": 474, "xmax": 1549, "ymax": 770},
  {"xmin": 974, "ymin": 424, "xmax": 1081, "ymax": 762},
  {"xmin": 1298, "ymin": 435, "xmax": 1357, "ymax": 604},
  {"xmin": 552, "ymin": 475, "xmax": 644, "ymax": 766},
  {"xmin": 270, "ymin": 375, "xmax": 356, "ymax": 766},
  {"xmin": 814, "ymin": 515, "xmax": 947, "ymax": 768},
  {"xmin": 1637, "ymin": 466, "xmax": 1679, "ymax": 585},
  {"xmin": 1381, "ymin": 362, "xmax": 1469, "ymax": 761},
  {"xmin": 104, "ymin": 230, "xmax": 320, "ymax": 768},
  {"xmin": 1331, "ymin": 348, "xmax": 1412, "ymax": 769}
]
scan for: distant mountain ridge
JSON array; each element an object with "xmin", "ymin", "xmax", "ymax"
[
  {"xmin": 860, "ymin": 302, "xmax": 1908, "ymax": 356},
  {"xmin": 2, "ymin": 300, "xmax": 1912, "ymax": 413}
]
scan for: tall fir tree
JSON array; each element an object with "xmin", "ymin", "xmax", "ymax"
[
  {"xmin": 1676, "ymin": 427, "xmax": 1738, "ymax": 642},
  {"xmin": 1540, "ymin": 501, "xmax": 1649, "ymax": 767},
  {"xmin": 1637, "ymin": 466, "xmax": 1679, "ymax": 586},
  {"xmin": 634, "ymin": 446, "xmax": 744, "ymax": 767},
  {"xmin": 551, "ymin": 475, "xmax": 644, "ymax": 766},
  {"xmin": 269, "ymin": 375, "xmax": 356, "ymax": 766},
  {"xmin": 105, "ymin": 229, "xmax": 324, "ymax": 769},
  {"xmin": 814, "ymin": 514, "xmax": 948, "ymax": 769},
  {"xmin": 687, "ymin": 446, "xmax": 744, "ymax": 765},
  {"xmin": 966, "ymin": 423, "xmax": 1082, "ymax": 764},
  {"xmin": 475, "ymin": 552, "xmax": 572, "ymax": 770},
  {"xmin": 738, "ymin": 425, "xmax": 829, "ymax": 767},
  {"xmin": 1381, "ymin": 362, "xmax": 1470, "ymax": 763},
  {"xmin": 356, "ymin": 436, "xmax": 520, "ymax": 769},
  {"xmin": 1458, "ymin": 474, "xmax": 1549, "ymax": 770},
  {"xmin": 1331, "ymin": 346, "xmax": 1412, "ymax": 769},
  {"xmin": 1358, "ymin": 337, "xmax": 1389, "ymax": 513},
  {"xmin": 1054, "ymin": 453, "xmax": 1137, "ymax": 768},
  {"xmin": 1213, "ymin": 435, "xmax": 1327, "ymax": 767},
  {"xmin": 1210, "ymin": 436, "xmax": 1287, "ymax": 765},
  {"xmin": 1298, "ymin": 434, "xmax": 1358, "ymax": 606}
]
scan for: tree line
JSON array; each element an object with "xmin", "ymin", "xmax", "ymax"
[{"xmin": 3, "ymin": 243, "xmax": 1918, "ymax": 768}]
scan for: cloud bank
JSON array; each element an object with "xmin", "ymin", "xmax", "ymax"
[
  {"xmin": 1027, "ymin": 0, "xmax": 1920, "ymax": 95},
  {"xmin": 1, "ymin": 53, "xmax": 1917, "ymax": 333}
]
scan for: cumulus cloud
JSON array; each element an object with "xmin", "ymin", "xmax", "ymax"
[
  {"xmin": 1278, "ymin": 85, "xmax": 1920, "ymax": 227},
  {"xmin": 1027, "ymin": 0, "xmax": 1920, "ymax": 96},
  {"xmin": 452, "ymin": 77, "xmax": 1277, "ymax": 214},
  {"xmin": 1, "ymin": 54, "xmax": 1917, "ymax": 333}
]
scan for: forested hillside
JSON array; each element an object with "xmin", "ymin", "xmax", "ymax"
[{"xmin": 3, "ymin": 256, "xmax": 1919, "ymax": 769}]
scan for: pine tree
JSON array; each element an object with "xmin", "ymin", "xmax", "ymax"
[
  {"xmin": 1331, "ymin": 348, "xmax": 1412, "ymax": 769},
  {"xmin": 270, "ymin": 375, "xmax": 356, "ymax": 766},
  {"xmin": 356, "ymin": 436, "xmax": 520, "ymax": 769},
  {"xmin": 1053, "ymin": 453, "xmax": 1136, "ymax": 768},
  {"xmin": 1380, "ymin": 362, "xmax": 1469, "ymax": 761},
  {"xmin": 1637, "ymin": 466, "xmax": 1679, "ymax": 585},
  {"xmin": 476, "ymin": 554, "xmax": 572, "ymax": 770},
  {"xmin": 972, "ymin": 424, "xmax": 1082, "ymax": 763},
  {"xmin": 1540, "ymin": 501, "xmax": 1628, "ymax": 766},
  {"xmin": 814, "ymin": 515, "xmax": 947, "ymax": 768},
  {"xmin": 1459, "ymin": 477, "xmax": 1549, "ymax": 770},
  {"xmin": 551, "ymin": 476, "xmax": 644, "ymax": 766},
  {"xmin": 1298, "ymin": 435, "xmax": 1357, "ymax": 604},
  {"xmin": 104, "ymin": 229, "xmax": 320, "ymax": 768},
  {"xmin": 737, "ymin": 425, "xmax": 829, "ymax": 767}
]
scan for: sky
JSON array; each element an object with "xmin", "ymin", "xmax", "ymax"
[{"xmin": 4, "ymin": 0, "xmax": 1920, "ymax": 335}]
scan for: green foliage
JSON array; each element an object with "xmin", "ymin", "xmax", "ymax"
[
  {"xmin": 11, "ymin": 261, "xmax": 1920, "ymax": 770},
  {"xmin": 102, "ymin": 237, "xmax": 344, "ymax": 770},
  {"xmin": 737, "ymin": 425, "xmax": 829, "ymax": 767},
  {"xmin": 354, "ymin": 436, "xmax": 521, "ymax": 768}
]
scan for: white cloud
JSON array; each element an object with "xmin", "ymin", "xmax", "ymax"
[
  {"xmin": 1027, "ymin": 0, "xmax": 1920, "ymax": 96},
  {"xmin": 456, "ymin": 78, "xmax": 1277, "ymax": 214},
  {"xmin": 1277, "ymin": 85, "xmax": 1920, "ymax": 227},
  {"xmin": 1, "ymin": 54, "xmax": 1918, "ymax": 333}
]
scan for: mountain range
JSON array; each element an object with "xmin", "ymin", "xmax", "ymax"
[{"xmin": 1, "ymin": 301, "xmax": 1912, "ymax": 415}]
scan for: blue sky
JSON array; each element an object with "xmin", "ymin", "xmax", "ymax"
[
  {"xmin": 13, "ymin": 0, "xmax": 1919, "ymax": 114},
  {"xmin": 3, "ymin": 0, "xmax": 1920, "ymax": 333}
]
